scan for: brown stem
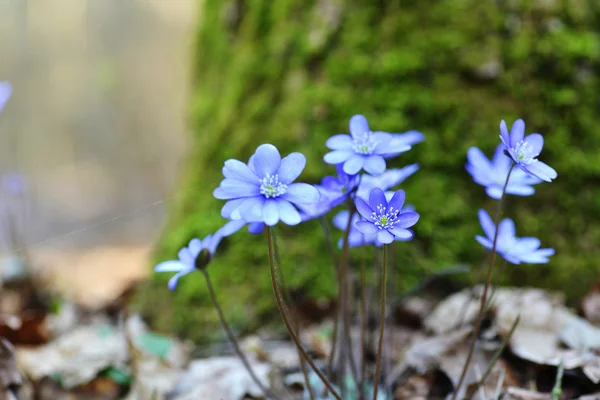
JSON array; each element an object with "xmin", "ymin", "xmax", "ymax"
[
  {"xmin": 451, "ymin": 164, "xmax": 515, "ymax": 399},
  {"xmin": 265, "ymin": 227, "xmax": 342, "ymax": 400},
  {"xmin": 271, "ymin": 229, "xmax": 315, "ymax": 400},
  {"xmin": 372, "ymin": 244, "xmax": 388, "ymax": 400},
  {"xmin": 359, "ymin": 240, "xmax": 367, "ymax": 400},
  {"xmin": 201, "ymin": 270, "xmax": 279, "ymax": 400}
]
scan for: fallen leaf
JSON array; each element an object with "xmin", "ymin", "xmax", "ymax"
[{"xmin": 169, "ymin": 356, "xmax": 272, "ymax": 400}]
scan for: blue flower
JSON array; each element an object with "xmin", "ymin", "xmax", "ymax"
[
  {"xmin": 333, "ymin": 207, "xmax": 414, "ymax": 248},
  {"xmin": 356, "ymin": 164, "xmax": 419, "ymax": 200},
  {"xmin": 499, "ymin": 119, "xmax": 557, "ymax": 182},
  {"xmin": 354, "ymin": 188, "xmax": 419, "ymax": 244},
  {"xmin": 0, "ymin": 82, "xmax": 12, "ymax": 114},
  {"xmin": 154, "ymin": 234, "xmax": 223, "ymax": 290},
  {"xmin": 383, "ymin": 130, "xmax": 425, "ymax": 159},
  {"xmin": 296, "ymin": 164, "xmax": 358, "ymax": 221},
  {"xmin": 476, "ymin": 209, "xmax": 554, "ymax": 264},
  {"xmin": 324, "ymin": 115, "xmax": 411, "ymax": 176},
  {"xmin": 466, "ymin": 145, "xmax": 542, "ymax": 199},
  {"xmin": 214, "ymin": 144, "xmax": 320, "ymax": 226}
]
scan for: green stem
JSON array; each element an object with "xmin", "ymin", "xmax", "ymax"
[
  {"xmin": 372, "ymin": 244, "xmax": 388, "ymax": 400},
  {"xmin": 451, "ymin": 163, "xmax": 515, "ymax": 399},
  {"xmin": 265, "ymin": 227, "xmax": 342, "ymax": 400},
  {"xmin": 271, "ymin": 229, "xmax": 315, "ymax": 400},
  {"xmin": 201, "ymin": 270, "xmax": 279, "ymax": 400}
]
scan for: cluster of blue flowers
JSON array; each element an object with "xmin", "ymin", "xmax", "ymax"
[
  {"xmin": 156, "ymin": 114, "xmax": 557, "ymax": 287},
  {"xmin": 156, "ymin": 115, "xmax": 422, "ymax": 288},
  {"xmin": 468, "ymin": 119, "xmax": 556, "ymax": 264}
]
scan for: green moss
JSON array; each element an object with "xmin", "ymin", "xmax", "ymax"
[{"xmin": 134, "ymin": 0, "xmax": 600, "ymax": 343}]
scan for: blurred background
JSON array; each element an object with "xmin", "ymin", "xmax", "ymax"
[{"xmin": 0, "ymin": 0, "xmax": 196, "ymax": 250}]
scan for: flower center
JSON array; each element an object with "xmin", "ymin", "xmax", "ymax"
[
  {"xmin": 260, "ymin": 174, "xmax": 287, "ymax": 198},
  {"xmin": 352, "ymin": 132, "xmax": 378, "ymax": 155},
  {"xmin": 371, "ymin": 204, "xmax": 400, "ymax": 230},
  {"xmin": 514, "ymin": 140, "xmax": 539, "ymax": 165}
]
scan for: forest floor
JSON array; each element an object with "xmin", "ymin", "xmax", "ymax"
[{"xmin": 1, "ymin": 248, "xmax": 600, "ymax": 399}]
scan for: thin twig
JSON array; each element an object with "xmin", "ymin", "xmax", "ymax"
[
  {"xmin": 271, "ymin": 230, "xmax": 315, "ymax": 400},
  {"xmin": 201, "ymin": 270, "xmax": 280, "ymax": 400},
  {"xmin": 452, "ymin": 164, "xmax": 515, "ymax": 400},
  {"xmin": 372, "ymin": 244, "xmax": 388, "ymax": 400},
  {"xmin": 359, "ymin": 240, "xmax": 367, "ymax": 400},
  {"xmin": 465, "ymin": 314, "xmax": 520, "ymax": 400},
  {"xmin": 265, "ymin": 227, "xmax": 343, "ymax": 400}
]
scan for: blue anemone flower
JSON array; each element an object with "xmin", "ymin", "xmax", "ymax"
[
  {"xmin": 476, "ymin": 209, "xmax": 554, "ymax": 264},
  {"xmin": 354, "ymin": 188, "xmax": 419, "ymax": 244},
  {"xmin": 466, "ymin": 145, "xmax": 542, "ymax": 199},
  {"xmin": 356, "ymin": 164, "xmax": 419, "ymax": 200},
  {"xmin": 499, "ymin": 119, "xmax": 557, "ymax": 182},
  {"xmin": 296, "ymin": 164, "xmax": 358, "ymax": 221},
  {"xmin": 324, "ymin": 115, "xmax": 411, "ymax": 176},
  {"xmin": 214, "ymin": 144, "xmax": 320, "ymax": 226},
  {"xmin": 154, "ymin": 234, "xmax": 223, "ymax": 290},
  {"xmin": 333, "ymin": 208, "xmax": 414, "ymax": 248},
  {"xmin": 0, "ymin": 82, "xmax": 12, "ymax": 114}
]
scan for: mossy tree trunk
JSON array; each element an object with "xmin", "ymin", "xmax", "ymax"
[{"xmin": 136, "ymin": 0, "xmax": 600, "ymax": 343}]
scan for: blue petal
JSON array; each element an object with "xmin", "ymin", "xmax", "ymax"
[
  {"xmin": 278, "ymin": 200, "xmax": 301, "ymax": 225},
  {"xmin": 524, "ymin": 133, "xmax": 544, "ymax": 155},
  {"xmin": 349, "ymin": 114, "xmax": 370, "ymax": 138},
  {"xmin": 324, "ymin": 150, "xmax": 353, "ymax": 164},
  {"xmin": 467, "ymin": 147, "xmax": 492, "ymax": 173},
  {"xmin": 277, "ymin": 152, "xmax": 306, "ymax": 184},
  {"xmin": 390, "ymin": 227, "xmax": 413, "ymax": 239},
  {"xmin": 475, "ymin": 235, "xmax": 493, "ymax": 250},
  {"xmin": 248, "ymin": 222, "xmax": 265, "ymax": 234},
  {"xmin": 333, "ymin": 210, "xmax": 351, "ymax": 230},
  {"xmin": 391, "ymin": 130, "xmax": 424, "ymax": 146},
  {"xmin": 253, "ymin": 144, "xmax": 281, "ymax": 177},
  {"xmin": 155, "ymin": 260, "xmax": 184, "ymax": 272},
  {"xmin": 263, "ymin": 199, "xmax": 279, "ymax": 226},
  {"xmin": 497, "ymin": 218, "xmax": 516, "ymax": 244},
  {"xmin": 326, "ymin": 134, "xmax": 353, "ymax": 150},
  {"xmin": 221, "ymin": 198, "xmax": 245, "ymax": 218},
  {"xmin": 224, "ymin": 159, "xmax": 259, "ymax": 183},
  {"xmin": 218, "ymin": 219, "xmax": 247, "ymax": 237},
  {"xmin": 207, "ymin": 234, "xmax": 223, "ymax": 254},
  {"xmin": 485, "ymin": 186, "xmax": 504, "ymax": 200},
  {"xmin": 514, "ymin": 237, "xmax": 541, "ymax": 252},
  {"xmin": 522, "ymin": 161, "xmax": 557, "ymax": 182},
  {"xmin": 478, "ymin": 209, "xmax": 495, "ymax": 240},
  {"xmin": 168, "ymin": 269, "xmax": 193, "ymax": 290},
  {"xmin": 343, "ymin": 155, "xmax": 365, "ymax": 175},
  {"xmin": 510, "ymin": 119, "xmax": 525, "ymax": 147},
  {"xmin": 220, "ymin": 179, "xmax": 260, "ymax": 197},
  {"xmin": 0, "ymin": 82, "xmax": 12, "ymax": 113},
  {"xmin": 355, "ymin": 221, "xmax": 378, "ymax": 234},
  {"xmin": 363, "ymin": 155, "xmax": 386, "ymax": 175},
  {"xmin": 505, "ymin": 185, "xmax": 535, "ymax": 196},
  {"xmin": 499, "ymin": 120, "xmax": 510, "ymax": 147},
  {"xmin": 368, "ymin": 188, "xmax": 387, "ymax": 210},
  {"xmin": 188, "ymin": 238, "xmax": 203, "ymax": 257},
  {"xmin": 282, "ymin": 183, "xmax": 320, "ymax": 204},
  {"xmin": 238, "ymin": 196, "xmax": 266, "ymax": 222},
  {"xmin": 388, "ymin": 190, "xmax": 406, "ymax": 212},
  {"xmin": 213, "ymin": 187, "xmax": 231, "ymax": 200},
  {"xmin": 377, "ymin": 230, "xmax": 394, "ymax": 244},
  {"xmin": 355, "ymin": 198, "xmax": 373, "ymax": 220},
  {"xmin": 396, "ymin": 211, "xmax": 419, "ymax": 228},
  {"xmin": 178, "ymin": 247, "xmax": 194, "ymax": 266}
]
